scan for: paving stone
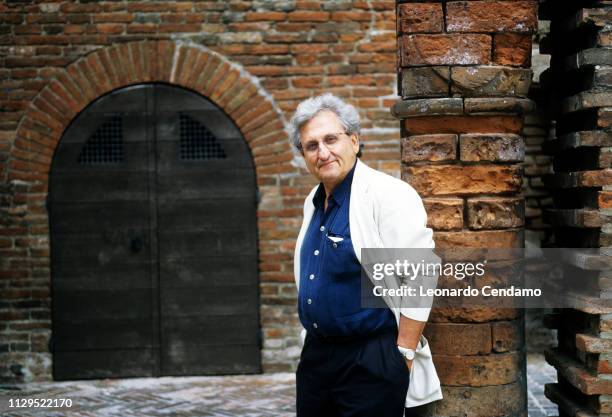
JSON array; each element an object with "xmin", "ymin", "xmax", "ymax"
[{"xmin": 0, "ymin": 355, "xmax": 557, "ymax": 416}]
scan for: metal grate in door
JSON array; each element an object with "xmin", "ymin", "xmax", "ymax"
[
  {"xmin": 78, "ymin": 114, "xmax": 124, "ymax": 164},
  {"xmin": 179, "ymin": 114, "xmax": 226, "ymax": 160}
]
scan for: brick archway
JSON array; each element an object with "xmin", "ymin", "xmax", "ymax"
[
  {"xmin": 2, "ymin": 40, "xmax": 300, "ymax": 379},
  {"xmin": 8, "ymin": 40, "xmax": 293, "ymax": 185}
]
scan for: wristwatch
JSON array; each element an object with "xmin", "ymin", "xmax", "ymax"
[{"xmin": 397, "ymin": 345, "xmax": 415, "ymax": 361}]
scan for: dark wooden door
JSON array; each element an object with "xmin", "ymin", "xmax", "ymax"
[{"xmin": 50, "ymin": 84, "xmax": 260, "ymax": 380}]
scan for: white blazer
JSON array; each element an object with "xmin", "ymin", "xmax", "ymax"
[{"xmin": 294, "ymin": 159, "xmax": 443, "ymax": 407}]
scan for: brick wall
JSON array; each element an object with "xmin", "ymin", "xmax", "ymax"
[
  {"xmin": 538, "ymin": 1, "xmax": 612, "ymax": 415},
  {"xmin": 395, "ymin": 1, "xmax": 538, "ymax": 415},
  {"xmin": 0, "ymin": 0, "xmax": 401, "ymax": 382}
]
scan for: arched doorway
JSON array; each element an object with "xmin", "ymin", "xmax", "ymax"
[{"xmin": 49, "ymin": 83, "xmax": 260, "ymax": 380}]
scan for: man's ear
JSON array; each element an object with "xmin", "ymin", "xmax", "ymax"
[{"xmin": 351, "ymin": 133, "xmax": 360, "ymax": 154}]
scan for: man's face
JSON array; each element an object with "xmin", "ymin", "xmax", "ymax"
[{"xmin": 299, "ymin": 110, "xmax": 359, "ymax": 191}]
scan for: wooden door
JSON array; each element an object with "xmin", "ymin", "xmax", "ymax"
[{"xmin": 50, "ymin": 84, "xmax": 260, "ymax": 380}]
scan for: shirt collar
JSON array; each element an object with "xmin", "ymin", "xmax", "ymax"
[{"xmin": 312, "ymin": 159, "xmax": 357, "ymax": 209}]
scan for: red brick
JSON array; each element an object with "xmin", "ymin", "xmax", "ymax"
[
  {"xmin": 288, "ymin": 11, "xmax": 329, "ymax": 22},
  {"xmin": 402, "ymin": 134, "xmax": 457, "ymax": 163},
  {"xmin": 425, "ymin": 322, "xmax": 492, "ymax": 355},
  {"xmin": 399, "ymin": 34, "xmax": 491, "ymax": 66},
  {"xmin": 546, "ymin": 348, "xmax": 612, "ymax": 395},
  {"xmin": 434, "ymin": 352, "xmax": 520, "ymax": 386},
  {"xmin": 494, "ymin": 33, "xmax": 532, "ymax": 67},
  {"xmin": 244, "ymin": 12, "xmax": 287, "ymax": 22},
  {"xmin": 158, "ymin": 24, "xmax": 201, "ymax": 33},
  {"xmin": 423, "ymin": 198, "xmax": 464, "ymax": 231},
  {"xmin": 330, "ymin": 11, "xmax": 372, "ymax": 22},
  {"xmin": 404, "ymin": 116, "xmax": 523, "ymax": 135},
  {"xmin": 96, "ymin": 23, "xmax": 124, "ymax": 35},
  {"xmin": 446, "ymin": 1, "xmax": 538, "ymax": 33},
  {"xmin": 403, "ymin": 165, "xmax": 522, "ymax": 196},
  {"xmin": 94, "ymin": 13, "xmax": 133, "ymax": 23},
  {"xmin": 126, "ymin": 2, "xmax": 167, "ymax": 12},
  {"xmin": 398, "ymin": 3, "xmax": 443, "ymax": 33},
  {"xmin": 460, "ymin": 134, "xmax": 524, "ymax": 162},
  {"xmin": 126, "ymin": 23, "xmax": 158, "ymax": 33},
  {"xmin": 439, "ymin": 382, "xmax": 525, "ymax": 416},
  {"xmin": 433, "ymin": 230, "xmax": 524, "ymax": 249},
  {"xmin": 599, "ymin": 191, "xmax": 612, "ymax": 209},
  {"xmin": 60, "ymin": 3, "xmax": 101, "ymax": 13},
  {"xmin": 491, "ymin": 320, "xmax": 523, "ymax": 352},
  {"xmin": 467, "ymin": 197, "xmax": 524, "ymax": 229},
  {"xmin": 275, "ymin": 22, "xmax": 311, "ymax": 32}
]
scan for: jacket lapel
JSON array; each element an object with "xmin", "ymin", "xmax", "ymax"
[{"xmin": 293, "ymin": 186, "xmax": 317, "ymax": 291}]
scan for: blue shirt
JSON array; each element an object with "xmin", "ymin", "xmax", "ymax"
[{"xmin": 298, "ymin": 161, "xmax": 396, "ymax": 338}]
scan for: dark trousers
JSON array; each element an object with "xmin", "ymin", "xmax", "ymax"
[
  {"xmin": 296, "ymin": 329, "xmax": 410, "ymax": 417},
  {"xmin": 405, "ymin": 402, "xmax": 437, "ymax": 417}
]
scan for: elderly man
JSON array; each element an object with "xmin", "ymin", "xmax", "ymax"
[{"xmin": 290, "ymin": 94, "xmax": 442, "ymax": 417}]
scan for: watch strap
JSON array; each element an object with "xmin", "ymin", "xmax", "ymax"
[{"xmin": 397, "ymin": 345, "xmax": 415, "ymax": 360}]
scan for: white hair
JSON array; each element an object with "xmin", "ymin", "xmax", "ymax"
[{"xmin": 289, "ymin": 93, "xmax": 360, "ymax": 149}]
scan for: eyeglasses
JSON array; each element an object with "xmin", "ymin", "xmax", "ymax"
[{"xmin": 298, "ymin": 132, "xmax": 349, "ymax": 154}]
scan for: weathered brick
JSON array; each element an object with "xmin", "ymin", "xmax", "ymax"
[
  {"xmin": 398, "ymin": 3, "xmax": 443, "ymax": 33},
  {"xmin": 402, "ymin": 134, "xmax": 457, "ymax": 163},
  {"xmin": 403, "ymin": 165, "xmax": 523, "ymax": 196},
  {"xmin": 288, "ymin": 11, "xmax": 329, "ymax": 22},
  {"xmin": 399, "ymin": 34, "xmax": 491, "ymax": 66},
  {"xmin": 494, "ymin": 33, "xmax": 532, "ymax": 67},
  {"xmin": 434, "ymin": 352, "xmax": 520, "ymax": 386},
  {"xmin": 467, "ymin": 197, "xmax": 524, "ymax": 229},
  {"xmin": 600, "ymin": 191, "xmax": 612, "ymax": 209},
  {"xmin": 576, "ymin": 333, "xmax": 612, "ymax": 354},
  {"xmin": 434, "ymin": 230, "xmax": 524, "ymax": 249},
  {"xmin": 423, "ymin": 198, "xmax": 464, "ymax": 231},
  {"xmin": 439, "ymin": 382, "xmax": 525, "ymax": 416},
  {"xmin": 425, "ymin": 322, "xmax": 492, "ymax": 355},
  {"xmin": 446, "ymin": 1, "xmax": 538, "ymax": 33},
  {"xmin": 492, "ymin": 319, "xmax": 523, "ymax": 353},
  {"xmin": 404, "ymin": 115, "xmax": 523, "ymax": 135},
  {"xmin": 546, "ymin": 348, "xmax": 612, "ymax": 395},
  {"xmin": 330, "ymin": 11, "xmax": 372, "ymax": 22},
  {"xmin": 400, "ymin": 67, "xmax": 450, "ymax": 98},
  {"xmin": 126, "ymin": 3, "xmax": 167, "ymax": 12},
  {"xmin": 451, "ymin": 66, "xmax": 532, "ymax": 97},
  {"xmin": 96, "ymin": 23, "xmax": 124, "ymax": 34},
  {"xmin": 460, "ymin": 134, "xmax": 525, "ymax": 162},
  {"xmin": 464, "ymin": 98, "xmax": 534, "ymax": 114},
  {"xmin": 392, "ymin": 98, "xmax": 462, "ymax": 118}
]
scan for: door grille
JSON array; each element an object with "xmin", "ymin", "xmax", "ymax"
[
  {"xmin": 78, "ymin": 114, "xmax": 123, "ymax": 164},
  {"xmin": 179, "ymin": 114, "xmax": 226, "ymax": 160}
]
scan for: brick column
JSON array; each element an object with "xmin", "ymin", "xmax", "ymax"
[
  {"xmin": 539, "ymin": 1, "xmax": 612, "ymax": 415},
  {"xmin": 394, "ymin": 1, "xmax": 538, "ymax": 415}
]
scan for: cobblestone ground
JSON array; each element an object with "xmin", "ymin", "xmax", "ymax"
[
  {"xmin": 527, "ymin": 353, "xmax": 558, "ymax": 417},
  {"xmin": 1, "ymin": 354, "xmax": 557, "ymax": 417}
]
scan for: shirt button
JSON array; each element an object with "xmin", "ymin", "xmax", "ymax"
[
  {"xmin": 313, "ymin": 323, "xmax": 318, "ymax": 329},
  {"xmin": 314, "ymin": 249, "xmax": 319, "ymax": 256},
  {"xmin": 309, "ymin": 274, "xmax": 315, "ymax": 280},
  {"xmin": 307, "ymin": 298, "xmax": 312, "ymax": 304},
  {"xmin": 333, "ymin": 242, "xmax": 338, "ymax": 248},
  {"xmin": 320, "ymin": 226, "xmax": 325, "ymax": 232}
]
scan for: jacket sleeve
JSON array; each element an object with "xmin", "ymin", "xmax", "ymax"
[{"xmin": 376, "ymin": 181, "xmax": 436, "ymax": 322}]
